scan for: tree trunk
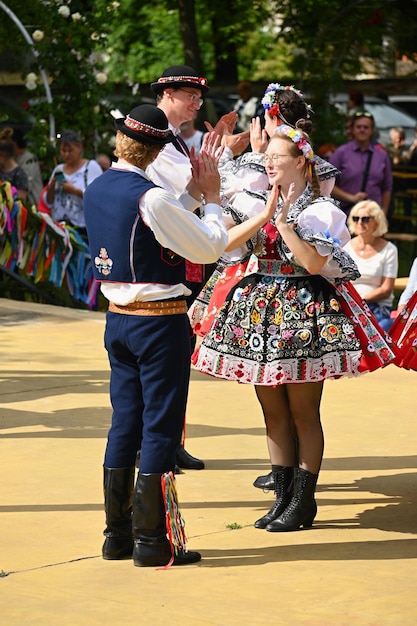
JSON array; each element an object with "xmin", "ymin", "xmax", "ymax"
[
  {"xmin": 177, "ymin": 0, "xmax": 203, "ymax": 72},
  {"xmin": 211, "ymin": 16, "xmax": 239, "ymax": 84}
]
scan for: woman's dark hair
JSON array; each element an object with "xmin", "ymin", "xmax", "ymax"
[
  {"xmin": 58, "ymin": 130, "xmax": 83, "ymax": 145},
  {"xmin": 275, "ymin": 90, "xmax": 313, "ymax": 135}
]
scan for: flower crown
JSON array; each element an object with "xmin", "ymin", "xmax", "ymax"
[
  {"xmin": 274, "ymin": 125, "xmax": 315, "ymax": 163},
  {"xmin": 261, "ymin": 83, "xmax": 312, "ymax": 119}
]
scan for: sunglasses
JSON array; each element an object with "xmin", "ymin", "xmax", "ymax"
[
  {"xmin": 353, "ymin": 111, "xmax": 374, "ymax": 119},
  {"xmin": 352, "ymin": 216, "xmax": 373, "ymax": 223}
]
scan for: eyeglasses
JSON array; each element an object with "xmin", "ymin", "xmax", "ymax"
[
  {"xmin": 352, "ymin": 216, "xmax": 373, "ymax": 223},
  {"xmin": 177, "ymin": 89, "xmax": 203, "ymax": 108},
  {"xmin": 262, "ymin": 153, "xmax": 293, "ymax": 165}
]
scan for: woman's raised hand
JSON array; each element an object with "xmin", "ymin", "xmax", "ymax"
[
  {"xmin": 275, "ymin": 182, "xmax": 296, "ymax": 229},
  {"xmin": 191, "ymin": 149, "xmax": 221, "ymax": 204},
  {"xmin": 261, "ymin": 181, "xmax": 280, "ymax": 224},
  {"xmin": 201, "ymin": 131, "xmax": 223, "ymax": 163},
  {"xmin": 250, "ymin": 117, "xmax": 268, "ymax": 154},
  {"xmin": 204, "ymin": 110, "xmax": 238, "ymax": 136}
]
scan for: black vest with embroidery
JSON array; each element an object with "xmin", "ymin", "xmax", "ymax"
[{"xmin": 84, "ymin": 168, "xmax": 185, "ymax": 284}]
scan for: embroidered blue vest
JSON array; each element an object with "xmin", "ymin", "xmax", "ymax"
[{"xmin": 84, "ymin": 168, "xmax": 185, "ymax": 284}]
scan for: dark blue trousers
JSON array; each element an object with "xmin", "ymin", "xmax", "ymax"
[{"xmin": 103, "ymin": 311, "xmax": 191, "ymax": 473}]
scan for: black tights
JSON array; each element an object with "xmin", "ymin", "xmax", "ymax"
[{"xmin": 255, "ymin": 382, "xmax": 324, "ymax": 474}]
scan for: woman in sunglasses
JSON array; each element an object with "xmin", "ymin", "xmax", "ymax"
[
  {"xmin": 344, "ymin": 200, "xmax": 398, "ymax": 332},
  {"xmin": 193, "ymin": 127, "xmax": 397, "ymax": 532}
]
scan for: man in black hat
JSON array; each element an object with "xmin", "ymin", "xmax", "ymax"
[
  {"xmin": 84, "ymin": 104, "xmax": 227, "ymax": 567},
  {"xmin": 148, "ymin": 65, "xmax": 213, "ymax": 471},
  {"xmin": 148, "ymin": 64, "xmax": 209, "ymax": 196}
]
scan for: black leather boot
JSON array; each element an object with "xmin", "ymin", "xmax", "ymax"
[
  {"xmin": 266, "ymin": 467, "xmax": 318, "ymax": 532},
  {"xmin": 175, "ymin": 444, "xmax": 205, "ymax": 470},
  {"xmin": 254, "ymin": 466, "xmax": 294, "ymax": 529},
  {"xmin": 253, "ymin": 438, "xmax": 299, "ymax": 490},
  {"xmin": 102, "ymin": 466, "xmax": 135, "ymax": 560},
  {"xmin": 253, "ymin": 471, "xmax": 274, "ymax": 491},
  {"xmin": 132, "ymin": 473, "xmax": 201, "ymax": 567}
]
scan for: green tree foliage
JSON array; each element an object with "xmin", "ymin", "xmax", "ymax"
[
  {"xmin": 1, "ymin": 0, "xmax": 417, "ymax": 165},
  {"xmin": 94, "ymin": 0, "xmax": 272, "ymax": 87},
  {"xmin": 0, "ymin": 0, "xmax": 116, "ymax": 166},
  {"xmin": 94, "ymin": 1, "xmax": 183, "ymax": 88}
]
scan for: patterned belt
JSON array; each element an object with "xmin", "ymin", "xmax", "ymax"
[
  {"xmin": 257, "ymin": 259, "xmax": 308, "ymax": 277},
  {"xmin": 109, "ymin": 300, "xmax": 187, "ymax": 316}
]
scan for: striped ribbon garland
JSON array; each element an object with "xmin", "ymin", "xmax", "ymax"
[{"xmin": 0, "ymin": 181, "xmax": 97, "ymax": 307}]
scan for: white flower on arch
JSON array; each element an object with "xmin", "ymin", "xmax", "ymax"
[
  {"xmin": 58, "ymin": 5, "xmax": 70, "ymax": 18},
  {"xmin": 96, "ymin": 72, "xmax": 108, "ymax": 85},
  {"xmin": 32, "ymin": 30, "xmax": 44, "ymax": 42}
]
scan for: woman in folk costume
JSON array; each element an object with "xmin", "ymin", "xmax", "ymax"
[
  {"xmin": 192, "ymin": 126, "xmax": 397, "ymax": 532},
  {"xmin": 389, "ymin": 260, "xmax": 417, "ymax": 370},
  {"xmin": 189, "ymin": 83, "xmax": 339, "ymax": 337},
  {"xmin": 389, "ymin": 291, "xmax": 417, "ymax": 370},
  {"xmin": 84, "ymin": 105, "xmax": 227, "ymax": 567}
]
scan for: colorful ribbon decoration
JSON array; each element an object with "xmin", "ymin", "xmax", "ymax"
[{"xmin": 0, "ymin": 181, "xmax": 97, "ymax": 308}]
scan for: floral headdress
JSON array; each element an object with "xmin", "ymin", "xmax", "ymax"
[
  {"xmin": 261, "ymin": 83, "xmax": 305, "ymax": 118},
  {"xmin": 274, "ymin": 125, "xmax": 315, "ymax": 163}
]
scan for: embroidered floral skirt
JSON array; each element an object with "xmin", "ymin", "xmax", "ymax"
[{"xmin": 192, "ymin": 273, "xmax": 397, "ymax": 385}]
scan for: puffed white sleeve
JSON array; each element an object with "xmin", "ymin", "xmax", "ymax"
[
  {"xmin": 293, "ymin": 199, "xmax": 360, "ymax": 281},
  {"xmin": 219, "ymin": 151, "xmax": 269, "ymax": 205},
  {"xmin": 220, "ymin": 190, "xmax": 267, "ymax": 265},
  {"xmin": 398, "ymin": 258, "xmax": 417, "ymax": 306}
]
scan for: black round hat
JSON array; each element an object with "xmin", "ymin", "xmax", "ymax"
[
  {"xmin": 114, "ymin": 104, "xmax": 174, "ymax": 145},
  {"xmin": 150, "ymin": 65, "xmax": 209, "ymax": 95}
]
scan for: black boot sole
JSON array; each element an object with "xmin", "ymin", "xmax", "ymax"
[{"xmin": 133, "ymin": 549, "xmax": 201, "ymax": 567}]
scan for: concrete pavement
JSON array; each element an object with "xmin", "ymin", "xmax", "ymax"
[{"xmin": 0, "ymin": 297, "xmax": 416, "ymax": 625}]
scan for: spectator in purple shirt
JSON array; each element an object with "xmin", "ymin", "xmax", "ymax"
[{"xmin": 329, "ymin": 111, "xmax": 393, "ymax": 217}]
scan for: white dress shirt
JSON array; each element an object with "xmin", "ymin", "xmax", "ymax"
[
  {"xmin": 100, "ymin": 163, "xmax": 228, "ymax": 305},
  {"xmin": 146, "ymin": 123, "xmax": 192, "ymax": 198}
]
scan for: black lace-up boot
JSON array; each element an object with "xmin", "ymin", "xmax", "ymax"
[
  {"xmin": 266, "ymin": 467, "xmax": 318, "ymax": 532},
  {"xmin": 253, "ymin": 437, "xmax": 299, "ymax": 490},
  {"xmin": 254, "ymin": 466, "xmax": 294, "ymax": 529}
]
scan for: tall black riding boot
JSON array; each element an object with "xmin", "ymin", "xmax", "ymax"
[
  {"xmin": 254, "ymin": 466, "xmax": 294, "ymax": 529},
  {"xmin": 266, "ymin": 467, "xmax": 318, "ymax": 532},
  {"xmin": 102, "ymin": 466, "xmax": 135, "ymax": 560},
  {"xmin": 132, "ymin": 472, "xmax": 201, "ymax": 567}
]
